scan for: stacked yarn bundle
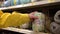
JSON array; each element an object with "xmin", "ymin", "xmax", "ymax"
[
  {"xmin": 2, "ymin": 0, "xmax": 31, "ymax": 7},
  {"xmin": 50, "ymin": 10, "xmax": 60, "ymax": 34}
]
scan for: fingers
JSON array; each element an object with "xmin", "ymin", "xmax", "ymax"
[{"xmin": 29, "ymin": 11, "xmax": 38, "ymax": 19}]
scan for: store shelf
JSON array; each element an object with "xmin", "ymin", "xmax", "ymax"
[
  {"xmin": 1, "ymin": 27, "xmax": 33, "ymax": 34},
  {"xmin": 0, "ymin": 0, "xmax": 60, "ymax": 10},
  {"xmin": 1, "ymin": 27, "xmax": 50, "ymax": 34}
]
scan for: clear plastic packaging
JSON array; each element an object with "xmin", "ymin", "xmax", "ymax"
[{"xmin": 32, "ymin": 12, "xmax": 45, "ymax": 32}]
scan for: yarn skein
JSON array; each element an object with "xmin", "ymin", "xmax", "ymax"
[
  {"xmin": 54, "ymin": 10, "xmax": 60, "ymax": 23},
  {"xmin": 50, "ymin": 22, "xmax": 60, "ymax": 34}
]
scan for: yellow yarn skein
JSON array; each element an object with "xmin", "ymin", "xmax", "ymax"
[
  {"xmin": 0, "ymin": 10, "xmax": 3, "ymax": 17},
  {"xmin": 4, "ymin": 12, "xmax": 30, "ymax": 27},
  {"xmin": 0, "ymin": 13, "xmax": 11, "ymax": 28},
  {"xmin": 0, "ymin": 11, "xmax": 30, "ymax": 28}
]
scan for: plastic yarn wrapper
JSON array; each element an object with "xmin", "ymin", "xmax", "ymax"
[
  {"xmin": 3, "ymin": 1, "xmax": 11, "ymax": 7},
  {"xmin": 32, "ymin": 12, "xmax": 45, "ymax": 32},
  {"xmin": 20, "ymin": 23, "xmax": 29, "ymax": 29},
  {"xmin": 20, "ymin": 0, "xmax": 31, "ymax": 4},
  {"xmin": 10, "ymin": 0, "xmax": 21, "ymax": 6},
  {"xmin": 13, "ymin": 0, "xmax": 21, "ymax": 5}
]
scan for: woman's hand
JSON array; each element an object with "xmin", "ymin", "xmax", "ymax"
[{"xmin": 29, "ymin": 11, "xmax": 38, "ymax": 19}]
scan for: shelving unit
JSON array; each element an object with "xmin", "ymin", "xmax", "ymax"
[
  {"xmin": 1, "ymin": 27, "xmax": 33, "ymax": 34},
  {"xmin": 0, "ymin": 0, "xmax": 60, "ymax": 34}
]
